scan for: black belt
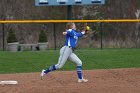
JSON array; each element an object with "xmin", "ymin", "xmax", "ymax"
[
  {"xmin": 68, "ymin": 46, "xmax": 72, "ymax": 48},
  {"xmin": 68, "ymin": 46, "xmax": 75, "ymax": 51}
]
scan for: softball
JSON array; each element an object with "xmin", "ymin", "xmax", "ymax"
[{"xmin": 86, "ymin": 26, "xmax": 90, "ymax": 31}]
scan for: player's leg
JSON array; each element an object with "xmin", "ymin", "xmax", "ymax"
[
  {"xmin": 41, "ymin": 46, "xmax": 72, "ymax": 79},
  {"xmin": 68, "ymin": 53, "xmax": 83, "ymax": 79},
  {"xmin": 55, "ymin": 47, "xmax": 72, "ymax": 69},
  {"xmin": 68, "ymin": 53, "xmax": 88, "ymax": 82}
]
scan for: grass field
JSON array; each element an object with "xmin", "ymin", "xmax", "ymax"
[{"xmin": 0, "ymin": 49, "xmax": 140, "ymax": 74}]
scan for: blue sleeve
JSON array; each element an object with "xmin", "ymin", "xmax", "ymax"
[
  {"xmin": 67, "ymin": 31, "xmax": 71, "ymax": 35},
  {"xmin": 66, "ymin": 29, "xmax": 72, "ymax": 36},
  {"xmin": 76, "ymin": 32, "xmax": 84, "ymax": 37}
]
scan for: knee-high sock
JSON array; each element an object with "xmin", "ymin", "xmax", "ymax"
[
  {"xmin": 76, "ymin": 66, "xmax": 83, "ymax": 80},
  {"xmin": 44, "ymin": 65, "xmax": 56, "ymax": 74}
]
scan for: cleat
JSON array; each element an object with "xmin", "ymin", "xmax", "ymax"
[
  {"xmin": 78, "ymin": 79, "xmax": 88, "ymax": 83},
  {"xmin": 40, "ymin": 69, "xmax": 45, "ymax": 80}
]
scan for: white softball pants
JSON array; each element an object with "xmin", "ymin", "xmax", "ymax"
[{"xmin": 55, "ymin": 46, "xmax": 82, "ymax": 69}]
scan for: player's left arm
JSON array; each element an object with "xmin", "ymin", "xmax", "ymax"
[
  {"xmin": 76, "ymin": 25, "xmax": 91, "ymax": 37},
  {"xmin": 76, "ymin": 31, "xmax": 86, "ymax": 37}
]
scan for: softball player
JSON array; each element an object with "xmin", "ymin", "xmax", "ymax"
[{"xmin": 40, "ymin": 22, "xmax": 88, "ymax": 83}]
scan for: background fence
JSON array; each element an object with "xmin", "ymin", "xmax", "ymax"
[{"xmin": 0, "ymin": 19, "xmax": 140, "ymax": 51}]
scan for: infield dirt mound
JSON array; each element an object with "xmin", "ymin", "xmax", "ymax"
[{"xmin": 0, "ymin": 68, "xmax": 140, "ymax": 93}]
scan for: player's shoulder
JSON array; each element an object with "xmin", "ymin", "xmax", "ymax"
[
  {"xmin": 67, "ymin": 29, "xmax": 76, "ymax": 33},
  {"xmin": 67, "ymin": 29, "xmax": 73, "ymax": 32}
]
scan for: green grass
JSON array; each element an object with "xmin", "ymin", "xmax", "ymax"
[{"xmin": 0, "ymin": 49, "xmax": 140, "ymax": 74}]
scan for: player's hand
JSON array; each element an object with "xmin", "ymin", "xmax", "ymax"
[
  {"xmin": 84, "ymin": 26, "xmax": 90, "ymax": 34},
  {"xmin": 63, "ymin": 32, "xmax": 67, "ymax": 35}
]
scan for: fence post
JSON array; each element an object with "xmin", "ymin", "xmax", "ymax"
[
  {"xmin": 100, "ymin": 22, "xmax": 103, "ymax": 50},
  {"xmin": 53, "ymin": 23, "xmax": 56, "ymax": 50},
  {"xmin": 2, "ymin": 23, "xmax": 5, "ymax": 51}
]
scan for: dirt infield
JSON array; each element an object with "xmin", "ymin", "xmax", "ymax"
[{"xmin": 0, "ymin": 68, "xmax": 140, "ymax": 93}]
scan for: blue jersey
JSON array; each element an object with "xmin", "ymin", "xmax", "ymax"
[{"xmin": 64, "ymin": 29, "xmax": 85, "ymax": 48}]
